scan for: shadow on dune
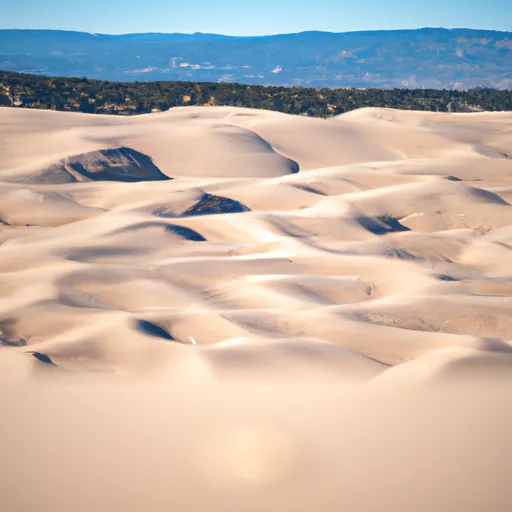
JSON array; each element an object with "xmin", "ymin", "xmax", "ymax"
[
  {"xmin": 0, "ymin": 318, "xmax": 28, "ymax": 346},
  {"xmin": 41, "ymin": 147, "xmax": 172, "ymax": 184},
  {"xmin": 135, "ymin": 319, "xmax": 175, "ymax": 341},
  {"xmin": 292, "ymin": 184, "xmax": 328, "ymax": 196},
  {"xmin": 96, "ymin": 221, "xmax": 208, "ymax": 242},
  {"xmin": 356, "ymin": 215, "xmax": 411, "ymax": 236},
  {"xmin": 466, "ymin": 185, "xmax": 509, "ymax": 206},
  {"xmin": 28, "ymin": 351, "xmax": 57, "ymax": 365},
  {"xmin": 65, "ymin": 246, "xmax": 152, "ymax": 263},
  {"xmin": 181, "ymin": 193, "xmax": 250, "ymax": 217},
  {"xmin": 164, "ymin": 224, "xmax": 207, "ymax": 241}
]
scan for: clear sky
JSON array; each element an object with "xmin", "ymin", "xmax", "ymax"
[{"xmin": 0, "ymin": 0, "xmax": 511, "ymax": 35}]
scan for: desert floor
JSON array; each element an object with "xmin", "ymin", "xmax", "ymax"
[{"xmin": 1, "ymin": 105, "xmax": 512, "ymax": 511}]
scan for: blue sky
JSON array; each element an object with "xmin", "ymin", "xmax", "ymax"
[{"xmin": 0, "ymin": 0, "xmax": 511, "ymax": 35}]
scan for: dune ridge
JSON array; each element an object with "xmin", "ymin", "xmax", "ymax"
[{"xmin": 1, "ymin": 105, "xmax": 512, "ymax": 511}]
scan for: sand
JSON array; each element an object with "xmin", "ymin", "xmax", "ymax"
[{"xmin": 1, "ymin": 105, "xmax": 512, "ymax": 511}]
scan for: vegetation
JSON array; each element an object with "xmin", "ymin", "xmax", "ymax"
[{"xmin": 1, "ymin": 71, "xmax": 511, "ymax": 118}]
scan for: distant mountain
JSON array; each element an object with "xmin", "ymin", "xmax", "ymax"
[{"xmin": 1, "ymin": 28, "xmax": 512, "ymax": 89}]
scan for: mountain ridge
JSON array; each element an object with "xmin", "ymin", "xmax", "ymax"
[
  {"xmin": 3, "ymin": 26, "xmax": 510, "ymax": 37},
  {"xmin": 1, "ymin": 28, "xmax": 512, "ymax": 89}
]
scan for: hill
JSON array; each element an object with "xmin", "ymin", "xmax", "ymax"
[
  {"xmin": 1, "ymin": 70, "xmax": 511, "ymax": 117},
  {"xmin": 1, "ymin": 28, "xmax": 512, "ymax": 89}
]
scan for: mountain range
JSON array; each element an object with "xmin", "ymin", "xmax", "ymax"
[{"xmin": 1, "ymin": 28, "xmax": 511, "ymax": 89}]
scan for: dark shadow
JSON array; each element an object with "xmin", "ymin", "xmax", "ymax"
[
  {"xmin": 61, "ymin": 147, "xmax": 172, "ymax": 183},
  {"xmin": 292, "ymin": 184, "xmax": 328, "ymax": 196},
  {"xmin": 165, "ymin": 224, "xmax": 207, "ymax": 241},
  {"xmin": 356, "ymin": 215, "xmax": 411, "ymax": 236},
  {"xmin": 29, "ymin": 352, "xmax": 57, "ymax": 365},
  {"xmin": 135, "ymin": 319, "xmax": 174, "ymax": 341},
  {"xmin": 182, "ymin": 193, "xmax": 250, "ymax": 217},
  {"xmin": 87, "ymin": 221, "xmax": 207, "ymax": 242},
  {"xmin": 468, "ymin": 186, "xmax": 509, "ymax": 205},
  {"xmin": 434, "ymin": 274, "xmax": 460, "ymax": 282}
]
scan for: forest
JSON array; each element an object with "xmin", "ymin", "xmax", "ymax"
[{"xmin": 1, "ymin": 70, "xmax": 511, "ymax": 117}]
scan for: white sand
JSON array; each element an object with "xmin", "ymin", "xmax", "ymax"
[{"xmin": 1, "ymin": 105, "xmax": 512, "ymax": 511}]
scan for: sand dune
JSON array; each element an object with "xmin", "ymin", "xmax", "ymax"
[{"xmin": 1, "ymin": 105, "xmax": 512, "ymax": 511}]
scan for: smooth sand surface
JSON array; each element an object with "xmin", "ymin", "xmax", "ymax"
[{"xmin": 1, "ymin": 105, "xmax": 512, "ymax": 511}]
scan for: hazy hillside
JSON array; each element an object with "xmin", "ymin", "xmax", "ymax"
[{"xmin": 1, "ymin": 28, "xmax": 512, "ymax": 89}]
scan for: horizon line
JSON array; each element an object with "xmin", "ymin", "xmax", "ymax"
[{"xmin": 1, "ymin": 26, "xmax": 511, "ymax": 38}]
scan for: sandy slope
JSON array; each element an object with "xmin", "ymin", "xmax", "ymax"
[{"xmin": 1, "ymin": 105, "xmax": 512, "ymax": 511}]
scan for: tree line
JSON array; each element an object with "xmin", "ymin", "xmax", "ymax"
[{"xmin": 1, "ymin": 71, "xmax": 511, "ymax": 117}]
